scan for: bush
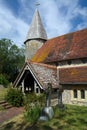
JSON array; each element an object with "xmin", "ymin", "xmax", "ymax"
[
  {"xmin": 24, "ymin": 93, "xmax": 45, "ymax": 111},
  {"xmin": 24, "ymin": 93, "xmax": 37, "ymax": 111},
  {"xmin": 37, "ymin": 94, "xmax": 45, "ymax": 107},
  {"xmin": 5, "ymin": 87, "xmax": 24, "ymax": 107},
  {"xmin": 0, "ymin": 74, "xmax": 9, "ymax": 87},
  {"xmin": 24, "ymin": 93, "xmax": 45, "ymax": 123}
]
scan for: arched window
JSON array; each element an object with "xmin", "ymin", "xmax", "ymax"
[
  {"xmin": 81, "ymin": 89, "xmax": 85, "ymax": 99},
  {"xmin": 73, "ymin": 89, "xmax": 77, "ymax": 98}
]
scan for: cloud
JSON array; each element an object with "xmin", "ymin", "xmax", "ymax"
[
  {"xmin": 0, "ymin": 0, "xmax": 28, "ymax": 46},
  {"xmin": 0, "ymin": 0, "xmax": 87, "ymax": 46},
  {"xmin": 38, "ymin": 0, "xmax": 72, "ymax": 38},
  {"xmin": 38, "ymin": 0, "xmax": 87, "ymax": 38},
  {"xmin": 18, "ymin": 0, "xmax": 87, "ymax": 39},
  {"xmin": 73, "ymin": 5, "xmax": 87, "ymax": 30}
]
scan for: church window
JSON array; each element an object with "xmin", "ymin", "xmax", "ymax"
[
  {"xmin": 81, "ymin": 59, "xmax": 87, "ymax": 64},
  {"xmin": 67, "ymin": 60, "xmax": 72, "ymax": 65},
  {"xmin": 81, "ymin": 89, "xmax": 85, "ymax": 99},
  {"xmin": 73, "ymin": 89, "xmax": 77, "ymax": 98}
]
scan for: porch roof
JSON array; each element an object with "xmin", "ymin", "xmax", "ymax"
[
  {"xmin": 13, "ymin": 61, "xmax": 58, "ymax": 89},
  {"xmin": 30, "ymin": 62, "xmax": 58, "ymax": 89}
]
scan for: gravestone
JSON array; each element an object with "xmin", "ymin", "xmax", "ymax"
[
  {"xmin": 57, "ymin": 85, "xmax": 64, "ymax": 110},
  {"xmin": 45, "ymin": 83, "xmax": 51, "ymax": 107},
  {"xmin": 39, "ymin": 83, "xmax": 54, "ymax": 121}
]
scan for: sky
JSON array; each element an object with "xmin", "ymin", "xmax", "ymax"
[{"xmin": 0, "ymin": 0, "xmax": 87, "ymax": 46}]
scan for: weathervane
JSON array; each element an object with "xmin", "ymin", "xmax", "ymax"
[{"xmin": 35, "ymin": 2, "xmax": 40, "ymax": 8}]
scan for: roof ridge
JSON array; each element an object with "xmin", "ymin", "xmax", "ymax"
[
  {"xmin": 47, "ymin": 28, "xmax": 87, "ymax": 41},
  {"xmin": 29, "ymin": 61, "xmax": 57, "ymax": 69}
]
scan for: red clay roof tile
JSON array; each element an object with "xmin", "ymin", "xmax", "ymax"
[
  {"xmin": 31, "ymin": 28, "xmax": 87, "ymax": 63},
  {"xmin": 59, "ymin": 65, "xmax": 87, "ymax": 84}
]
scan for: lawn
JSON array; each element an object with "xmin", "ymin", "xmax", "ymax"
[
  {"xmin": 0, "ymin": 87, "xmax": 7, "ymax": 101},
  {"xmin": 0, "ymin": 87, "xmax": 8, "ymax": 111},
  {"xmin": 0, "ymin": 105, "xmax": 87, "ymax": 130}
]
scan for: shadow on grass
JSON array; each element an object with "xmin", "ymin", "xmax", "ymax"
[
  {"xmin": 42, "ymin": 125, "xmax": 53, "ymax": 130},
  {"xmin": 53, "ymin": 121, "xmax": 60, "ymax": 126},
  {"xmin": 78, "ymin": 118, "xmax": 87, "ymax": 124},
  {"xmin": 23, "ymin": 121, "xmax": 53, "ymax": 130},
  {"xmin": 2, "ymin": 121, "xmax": 15, "ymax": 130},
  {"xmin": 16, "ymin": 121, "xmax": 27, "ymax": 130},
  {"xmin": 57, "ymin": 125, "xmax": 65, "ymax": 129},
  {"xmin": 24, "ymin": 122, "xmax": 39, "ymax": 130}
]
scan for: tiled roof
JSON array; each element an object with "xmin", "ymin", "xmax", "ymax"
[
  {"xmin": 13, "ymin": 61, "xmax": 58, "ymax": 89},
  {"xmin": 31, "ymin": 28, "xmax": 87, "ymax": 63},
  {"xmin": 30, "ymin": 62, "xmax": 58, "ymax": 89},
  {"xmin": 59, "ymin": 65, "xmax": 87, "ymax": 84}
]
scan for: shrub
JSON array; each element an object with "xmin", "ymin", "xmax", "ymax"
[
  {"xmin": 24, "ymin": 93, "xmax": 45, "ymax": 111},
  {"xmin": 24, "ymin": 93, "xmax": 37, "ymax": 111},
  {"xmin": 0, "ymin": 74, "xmax": 9, "ymax": 87},
  {"xmin": 5, "ymin": 87, "xmax": 24, "ymax": 107},
  {"xmin": 24, "ymin": 93, "xmax": 45, "ymax": 123},
  {"xmin": 37, "ymin": 93, "xmax": 45, "ymax": 107}
]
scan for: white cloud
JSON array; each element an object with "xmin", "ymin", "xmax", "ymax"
[
  {"xmin": 0, "ymin": 0, "xmax": 87, "ymax": 46},
  {"xmin": 0, "ymin": 1, "xmax": 28, "ymax": 46},
  {"xmin": 38, "ymin": 0, "xmax": 87, "ymax": 38}
]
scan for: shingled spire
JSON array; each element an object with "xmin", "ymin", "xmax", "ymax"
[
  {"xmin": 25, "ymin": 9, "xmax": 47, "ymax": 43},
  {"xmin": 24, "ymin": 9, "xmax": 47, "ymax": 61}
]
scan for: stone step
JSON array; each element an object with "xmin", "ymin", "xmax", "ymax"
[
  {"xmin": 0, "ymin": 100, "xmax": 12, "ymax": 109},
  {"xmin": 0, "ymin": 100, "xmax": 6, "ymax": 105},
  {"xmin": 4, "ymin": 104, "xmax": 12, "ymax": 109}
]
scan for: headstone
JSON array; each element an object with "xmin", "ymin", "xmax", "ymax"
[
  {"xmin": 39, "ymin": 83, "xmax": 54, "ymax": 121},
  {"xmin": 57, "ymin": 86, "xmax": 64, "ymax": 110},
  {"xmin": 45, "ymin": 83, "xmax": 51, "ymax": 107}
]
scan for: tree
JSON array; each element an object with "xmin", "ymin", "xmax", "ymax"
[{"xmin": 0, "ymin": 38, "xmax": 25, "ymax": 84}]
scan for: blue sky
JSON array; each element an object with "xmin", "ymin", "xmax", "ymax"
[{"xmin": 0, "ymin": 0, "xmax": 87, "ymax": 46}]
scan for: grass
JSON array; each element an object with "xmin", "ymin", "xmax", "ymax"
[
  {"xmin": 0, "ymin": 104, "xmax": 87, "ymax": 130},
  {"xmin": 0, "ymin": 87, "xmax": 7, "ymax": 101},
  {"xmin": 0, "ymin": 114, "xmax": 30, "ymax": 130},
  {"xmin": 0, "ymin": 87, "xmax": 8, "ymax": 111}
]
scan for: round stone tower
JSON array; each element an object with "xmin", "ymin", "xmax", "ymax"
[{"xmin": 24, "ymin": 9, "xmax": 47, "ymax": 61}]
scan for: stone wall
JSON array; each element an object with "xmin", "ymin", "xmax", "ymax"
[
  {"xmin": 62, "ymin": 85, "xmax": 87, "ymax": 106},
  {"xmin": 62, "ymin": 85, "xmax": 72, "ymax": 104},
  {"xmin": 25, "ymin": 39, "xmax": 45, "ymax": 61}
]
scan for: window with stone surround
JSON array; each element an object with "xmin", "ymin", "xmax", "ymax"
[
  {"xmin": 71, "ymin": 87, "xmax": 86, "ymax": 102},
  {"xmin": 73, "ymin": 89, "xmax": 77, "ymax": 98},
  {"xmin": 81, "ymin": 89, "xmax": 85, "ymax": 99}
]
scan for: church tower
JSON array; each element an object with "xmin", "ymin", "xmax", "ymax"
[{"xmin": 24, "ymin": 9, "xmax": 47, "ymax": 61}]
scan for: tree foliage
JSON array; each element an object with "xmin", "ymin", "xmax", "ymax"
[{"xmin": 0, "ymin": 38, "xmax": 25, "ymax": 84}]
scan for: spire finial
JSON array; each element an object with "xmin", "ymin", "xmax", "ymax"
[{"xmin": 35, "ymin": 2, "xmax": 40, "ymax": 8}]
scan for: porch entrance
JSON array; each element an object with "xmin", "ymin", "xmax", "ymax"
[{"xmin": 22, "ymin": 70, "xmax": 42, "ymax": 94}]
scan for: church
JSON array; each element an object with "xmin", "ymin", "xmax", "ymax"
[{"xmin": 13, "ymin": 9, "xmax": 87, "ymax": 106}]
